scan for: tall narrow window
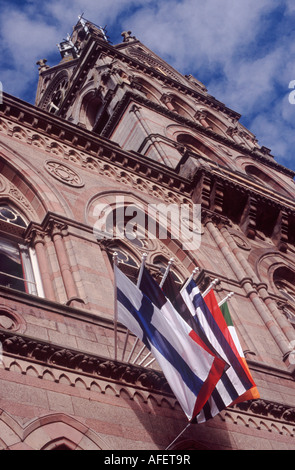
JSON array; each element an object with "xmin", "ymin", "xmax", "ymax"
[{"xmin": 0, "ymin": 204, "xmax": 43, "ymax": 296}]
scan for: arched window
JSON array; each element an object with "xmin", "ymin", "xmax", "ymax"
[
  {"xmin": 203, "ymin": 111, "xmax": 228, "ymax": 137},
  {"xmin": 245, "ymin": 165, "xmax": 289, "ymax": 196},
  {"xmin": 46, "ymin": 75, "xmax": 69, "ymax": 114},
  {"xmin": 79, "ymin": 91, "xmax": 108, "ymax": 133},
  {"xmin": 153, "ymin": 256, "xmax": 183, "ymax": 287},
  {"xmin": 107, "ymin": 241, "xmax": 140, "ymax": 284},
  {"xmin": 176, "ymin": 133, "xmax": 222, "ymax": 164},
  {"xmin": 274, "ymin": 267, "xmax": 295, "ymax": 304},
  {"xmin": 93, "ymin": 199, "xmax": 185, "ymax": 286},
  {"xmin": 132, "ymin": 77, "xmax": 162, "ymax": 104},
  {"xmin": 168, "ymin": 95, "xmax": 194, "ymax": 119},
  {"xmin": 0, "ymin": 205, "xmax": 26, "ymax": 227},
  {"xmin": 273, "ymin": 266, "xmax": 295, "ymax": 325},
  {"xmin": 0, "ymin": 204, "xmax": 43, "ymax": 296}
]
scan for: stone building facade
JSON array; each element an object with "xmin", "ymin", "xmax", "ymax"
[{"xmin": 0, "ymin": 18, "xmax": 295, "ymax": 450}]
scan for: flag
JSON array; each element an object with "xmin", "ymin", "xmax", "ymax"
[
  {"xmin": 183, "ymin": 280, "xmax": 259, "ymax": 422},
  {"xmin": 163, "ymin": 271, "xmax": 224, "ymax": 367},
  {"xmin": 219, "ymin": 301, "xmax": 260, "ymax": 405},
  {"xmin": 115, "ymin": 265, "xmax": 227, "ymax": 421},
  {"xmin": 140, "ymin": 268, "xmax": 225, "ymax": 372}
]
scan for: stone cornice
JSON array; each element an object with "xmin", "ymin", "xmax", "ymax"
[
  {"xmin": 1, "ymin": 328, "xmax": 295, "ymax": 427},
  {"xmin": 1, "ymin": 93, "xmax": 294, "ymax": 211},
  {"xmin": 234, "ymin": 398, "xmax": 295, "ymax": 424},
  {"xmin": 0, "ymin": 328, "xmax": 170, "ymax": 395},
  {"xmin": 195, "ymin": 160, "xmax": 295, "ymax": 214},
  {"xmin": 0, "ymin": 93, "xmax": 191, "ymax": 196},
  {"xmin": 0, "ymin": 282, "xmax": 116, "ymax": 332}
]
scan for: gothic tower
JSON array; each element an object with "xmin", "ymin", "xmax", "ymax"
[{"xmin": 0, "ymin": 16, "xmax": 294, "ymax": 450}]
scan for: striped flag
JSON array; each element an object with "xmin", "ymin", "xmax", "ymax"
[
  {"xmin": 115, "ymin": 265, "xmax": 227, "ymax": 421},
  {"xmin": 182, "ymin": 280, "xmax": 259, "ymax": 422},
  {"xmin": 219, "ymin": 301, "xmax": 260, "ymax": 405}
]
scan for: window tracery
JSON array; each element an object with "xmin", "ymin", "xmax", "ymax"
[
  {"xmin": 0, "ymin": 204, "xmax": 43, "ymax": 296},
  {"xmin": 47, "ymin": 77, "xmax": 69, "ymax": 114},
  {"xmin": 0, "ymin": 205, "xmax": 27, "ymax": 228}
]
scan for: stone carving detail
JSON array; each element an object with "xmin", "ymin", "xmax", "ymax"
[
  {"xmin": 234, "ymin": 399, "xmax": 295, "ymax": 424},
  {"xmin": 45, "ymin": 160, "xmax": 84, "ymax": 187},
  {"xmin": 0, "ymin": 314, "xmax": 16, "ymax": 330},
  {"xmin": 0, "ymin": 173, "xmax": 35, "ymax": 216},
  {"xmin": 0, "ymin": 118, "xmax": 191, "ymax": 204},
  {"xmin": 2, "ymin": 328, "xmax": 295, "ymax": 435},
  {"xmin": 0, "ymin": 307, "xmax": 24, "ymax": 332},
  {"xmin": 230, "ymin": 232, "xmax": 251, "ymax": 251},
  {"xmin": 0, "ymin": 330, "xmax": 170, "ymax": 394}
]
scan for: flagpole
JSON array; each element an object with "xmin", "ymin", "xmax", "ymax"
[
  {"xmin": 124, "ymin": 253, "xmax": 147, "ymax": 362},
  {"xmin": 113, "ymin": 252, "xmax": 118, "ymax": 361},
  {"xmin": 202, "ymin": 278, "xmax": 219, "ymax": 297},
  {"xmin": 181, "ymin": 267, "xmax": 199, "ymax": 291},
  {"xmin": 159, "ymin": 258, "xmax": 174, "ymax": 288},
  {"xmin": 218, "ymin": 291, "xmax": 234, "ymax": 307},
  {"xmin": 145, "ymin": 357, "xmax": 156, "ymax": 367},
  {"xmin": 132, "ymin": 344, "xmax": 146, "ymax": 364},
  {"xmin": 138, "ymin": 350, "xmax": 152, "ymax": 366},
  {"xmin": 165, "ymin": 423, "xmax": 192, "ymax": 450},
  {"xmin": 137, "ymin": 252, "xmax": 148, "ymax": 288}
]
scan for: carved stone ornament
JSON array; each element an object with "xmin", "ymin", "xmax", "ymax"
[
  {"xmin": 0, "ymin": 314, "xmax": 16, "ymax": 330},
  {"xmin": 0, "ymin": 307, "xmax": 24, "ymax": 332},
  {"xmin": 0, "ymin": 329, "xmax": 170, "ymax": 394},
  {"xmin": 45, "ymin": 160, "xmax": 84, "ymax": 187},
  {"xmin": 230, "ymin": 232, "xmax": 251, "ymax": 251}
]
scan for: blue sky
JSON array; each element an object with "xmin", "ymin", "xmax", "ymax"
[{"xmin": 1, "ymin": 0, "xmax": 295, "ymax": 173}]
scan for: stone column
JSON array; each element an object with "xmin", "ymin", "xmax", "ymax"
[
  {"xmin": 220, "ymin": 225, "xmax": 295, "ymax": 357},
  {"xmin": 204, "ymin": 214, "xmax": 257, "ymax": 355},
  {"xmin": 195, "ymin": 110, "xmax": 212, "ymax": 129},
  {"xmin": 205, "ymin": 214, "xmax": 291, "ymax": 357},
  {"xmin": 49, "ymin": 222, "xmax": 84, "ymax": 307},
  {"xmin": 161, "ymin": 94, "xmax": 175, "ymax": 112}
]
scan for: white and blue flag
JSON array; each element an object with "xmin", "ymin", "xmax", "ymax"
[{"xmin": 115, "ymin": 265, "xmax": 226, "ymax": 421}]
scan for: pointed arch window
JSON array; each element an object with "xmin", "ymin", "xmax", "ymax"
[{"xmin": 0, "ymin": 204, "xmax": 43, "ymax": 296}]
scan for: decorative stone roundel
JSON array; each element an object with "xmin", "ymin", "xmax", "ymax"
[{"xmin": 45, "ymin": 160, "xmax": 84, "ymax": 187}]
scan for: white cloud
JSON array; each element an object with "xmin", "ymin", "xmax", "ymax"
[
  {"xmin": 0, "ymin": 7, "xmax": 60, "ymax": 98},
  {"xmin": 0, "ymin": 0, "xmax": 294, "ymax": 171},
  {"xmin": 122, "ymin": 0, "xmax": 277, "ymax": 71}
]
